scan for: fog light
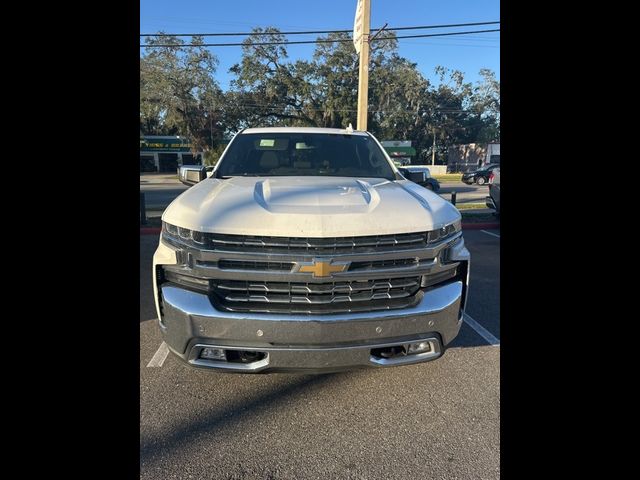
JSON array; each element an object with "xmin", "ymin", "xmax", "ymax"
[
  {"xmin": 407, "ymin": 341, "xmax": 432, "ymax": 354},
  {"xmin": 200, "ymin": 347, "xmax": 227, "ymax": 361}
]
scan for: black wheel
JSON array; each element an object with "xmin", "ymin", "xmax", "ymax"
[
  {"xmin": 476, "ymin": 176, "xmax": 486, "ymax": 185},
  {"xmin": 424, "ymin": 183, "xmax": 434, "ymax": 191}
]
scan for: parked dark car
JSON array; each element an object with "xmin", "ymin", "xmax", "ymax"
[
  {"xmin": 398, "ymin": 166, "xmax": 440, "ymax": 192},
  {"xmin": 485, "ymin": 168, "xmax": 500, "ymax": 215},
  {"xmin": 461, "ymin": 164, "xmax": 500, "ymax": 185}
]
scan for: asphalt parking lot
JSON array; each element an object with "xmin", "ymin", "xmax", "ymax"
[{"xmin": 140, "ymin": 229, "xmax": 500, "ymax": 479}]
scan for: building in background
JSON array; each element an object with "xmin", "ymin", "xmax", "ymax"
[
  {"xmin": 380, "ymin": 140, "xmax": 416, "ymax": 166},
  {"xmin": 447, "ymin": 142, "xmax": 500, "ymax": 173},
  {"xmin": 140, "ymin": 136, "xmax": 203, "ymax": 172}
]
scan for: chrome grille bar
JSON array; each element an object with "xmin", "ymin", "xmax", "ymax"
[
  {"xmin": 215, "ymin": 277, "xmax": 421, "ymax": 305},
  {"xmin": 200, "ymin": 232, "xmax": 428, "ymax": 254},
  {"xmin": 160, "ymin": 231, "xmax": 464, "ymax": 315},
  {"xmin": 214, "ymin": 278, "xmax": 419, "ymax": 294}
]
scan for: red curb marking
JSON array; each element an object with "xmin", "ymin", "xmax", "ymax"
[{"xmin": 140, "ymin": 227, "xmax": 161, "ymax": 235}]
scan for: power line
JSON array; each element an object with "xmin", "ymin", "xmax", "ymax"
[
  {"xmin": 392, "ymin": 29, "xmax": 500, "ymax": 41},
  {"xmin": 141, "ymin": 28, "xmax": 500, "ymax": 48},
  {"xmin": 401, "ymin": 41, "xmax": 499, "ymax": 48},
  {"xmin": 140, "ymin": 21, "xmax": 499, "ymax": 37}
]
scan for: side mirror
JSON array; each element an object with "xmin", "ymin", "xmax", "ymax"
[
  {"xmin": 400, "ymin": 168, "xmax": 427, "ymax": 184},
  {"xmin": 178, "ymin": 165, "xmax": 207, "ymax": 186}
]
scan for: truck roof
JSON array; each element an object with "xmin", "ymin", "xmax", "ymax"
[{"xmin": 241, "ymin": 127, "xmax": 369, "ymax": 136}]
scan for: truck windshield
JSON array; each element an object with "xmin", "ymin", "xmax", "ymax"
[{"xmin": 216, "ymin": 133, "xmax": 396, "ymax": 180}]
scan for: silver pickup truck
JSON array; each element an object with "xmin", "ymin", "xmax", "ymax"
[{"xmin": 153, "ymin": 127, "xmax": 470, "ymax": 373}]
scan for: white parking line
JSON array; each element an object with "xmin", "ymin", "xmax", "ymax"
[
  {"xmin": 480, "ymin": 230, "xmax": 500, "ymax": 238},
  {"xmin": 147, "ymin": 342, "xmax": 170, "ymax": 367},
  {"xmin": 464, "ymin": 313, "xmax": 500, "ymax": 346}
]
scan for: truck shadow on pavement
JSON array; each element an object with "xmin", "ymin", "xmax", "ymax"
[
  {"xmin": 140, "ymin": 371, "xmax": 351, "ymax": 467},
  {"xmin": 140, "ymin": 330, "xmax": 497, "ymax": 470}
]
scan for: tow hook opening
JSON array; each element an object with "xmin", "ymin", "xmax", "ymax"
[
  {"xmin": 227, "ymin": 350, "xmax": 267, "ymax": 364},
  {"xmin": 371, "ymin": 345, "xmax": 407, "ymax": 359},
  {"xmin": 371, "ymin": 341, "xmax": 433, "ymax": 360},
  {"xmin": 199, "ymin": 347, "xmax": 266, "ymax": 364}
]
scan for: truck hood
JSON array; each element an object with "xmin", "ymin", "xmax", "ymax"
[{"xmin": 162, "ymin": 176, "xmax": 460, "ymax": 237}]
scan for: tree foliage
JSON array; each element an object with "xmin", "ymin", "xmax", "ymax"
[
  {"xmin": 140, "ymin": 34, "xmax": 224, "ymax": 151},
  {"xmin": 140, "ymin": 28, "xmax": 500, "ymax": 159}
]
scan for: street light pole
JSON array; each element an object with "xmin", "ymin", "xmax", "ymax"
[{"xmin": 432, "ymin": 126, "xmax": 436, "ymax": 166}]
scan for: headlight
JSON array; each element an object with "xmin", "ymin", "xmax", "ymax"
[
  {"xmin": 164, "ymin": 222, "xmax": 179, "ymax": 236},
  {"xmin": 162, "ymin": 222, "xmax": 206, "ymax": 246},
  {"xmin": 427, "ymin": 219, "xmax": 461, "ymax": 244}
]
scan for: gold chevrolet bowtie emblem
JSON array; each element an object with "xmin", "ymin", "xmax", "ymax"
[{"xmin": 298, "ymin": 260, "xmax": 349, "ymax": 278}]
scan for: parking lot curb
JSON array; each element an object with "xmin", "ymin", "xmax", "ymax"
[
  {"xmin": 140, "ymin": 227, "xmax": 161, "ymax": 235},
  {"xmin": 461, "ymin": 222, "xmax": 500, "ymax": 230}
]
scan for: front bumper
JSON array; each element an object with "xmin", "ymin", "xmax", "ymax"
[
  {"xmin": 157, "ymin": 280, "xmax": 465, "ymax": 373},
  {"xmin": 152, "ymin": 230, "xmax": 470, "ymax": 373}
]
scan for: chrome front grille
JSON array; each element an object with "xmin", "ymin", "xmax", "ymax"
[
  {"xmin": 211, "ymin": 277, "xmax": 422, "ymax": 314},
  {"xmin": 209, "ymin": 257, "xmax": 419, "ymax": 273},
  {"xmin": 189, "ymin": 232, "xmax": 428, "ymax": 254},
  {"xmin": 216, "ymin": 260, "xmax": 295, "ymax": 272},
  {"xmin": 161, "ymin": 230, "xmax": 464, "ymax": 315},
  {"xmin": 348, "ymin": 258, "xmax": 419, "ymax": 271}
]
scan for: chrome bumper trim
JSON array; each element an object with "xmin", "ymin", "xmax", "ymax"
[
  {"xmin": 159, "ymin": 281, "xmax": 464, "ymax": 372},
  {"xmin": 186, "ymin": 337, "xmax": 442, "ymax": 372}
]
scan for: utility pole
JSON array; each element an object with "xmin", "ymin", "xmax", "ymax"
[
  {"xmin": 355, "ymin": 0, "xmax": 371, "ymax": 131},
  {"xmin": 431, "ymin": 126, "xmax": 436, "ymax": 166}
]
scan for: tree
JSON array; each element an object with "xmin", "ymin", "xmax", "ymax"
[
  {"xmin": 306, "ymin": 32, "xmax": 361, "ymax": 128},
  {"xmin": 228, "ymin": 28, "xmax": 318, "ymax": 127},
  {"xmin": 140, "ymin": 27, "xmax": 500, "ymax": 161},
  {"xmin": 469, "ymin": 69, "xmax": 500, "ymax": 142},
  {"xmin": 140, "ymin": 34, "xmax": 224, "ymax": 152}
]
